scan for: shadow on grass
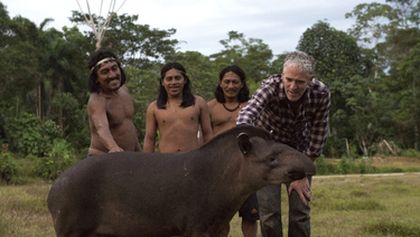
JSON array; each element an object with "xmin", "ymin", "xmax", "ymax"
[
  {"xmin": 364, "ymin": 221, "xmax": 420, "ymax": 237},
  {"xmin": 332, "ymin": 199, "xmax": 386, "ymax": 211}
]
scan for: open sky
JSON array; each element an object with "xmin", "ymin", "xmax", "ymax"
[{"xmin": 2, "ymin": 0, "xmax": 385, "ymax": 56}]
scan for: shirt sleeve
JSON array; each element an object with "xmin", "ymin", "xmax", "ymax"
[
  {"xmin": 306, "ymin": 90, "xmax": 331, "ymax": 159},
  {"xmin": 236, "ymin": 77, "xmax": 276, "ymax": 126}
]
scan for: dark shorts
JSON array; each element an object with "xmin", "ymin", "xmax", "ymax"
[{"xmin": 238, "ymin": 193, "xmax": 259, "ymax": 222}]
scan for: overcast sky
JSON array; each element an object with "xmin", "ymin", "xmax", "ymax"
[{"xmin": 2, "ymin": 0, "xmax": 385, "ymax": 56}]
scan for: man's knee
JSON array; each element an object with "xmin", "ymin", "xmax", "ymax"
[{"xmin": 259, "ymin": 212, "xmax": 280, "ymax": 227}]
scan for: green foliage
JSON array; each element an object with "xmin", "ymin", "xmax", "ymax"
[
  {"xmin": 400, "ymin": 149, "xmax": 420, "ymax": 158},
  {"xmin": 70, "ymin": 12, "xmax": 178, "ymax": 65},
  {"xmin": 297, "ymin": 21, "xmax": 373, "ymax": 157},
  {"xmin": 346, "ymin": 0, "xmax": 419, "ymax": 45},
  {"xmin": 337, "ymin": 158, "xmax": 353, "ymax": 174},
  {"xmin": 4, "ymin": 112, "xmax": 63, "ymax": 156},
  {"xmin": 315, "ymin": 157, "xmax": 389, "ymax": 175},
  {"xmin": 0, "ymin": 151, "xmax": 17, "ymax": 184},
  {"xmin": 35, "ymin": 139, "xmax": 76, "ymax": 180},
  {"xmin": 346, "ymin": 0, "xmax": 420, "ymax": 152},
  {"xmin": 126, "ymin": 64, "xmax": 161, "ymax": 137},
  {"xmin": 315, "ymin": 156, "xmax": 338, "ymax": 175},
  {"xmin": 357, "ymin": 159, "xmax": 376, "ymax": 174},
  {"xmin": 1, "ymin": 1, "xmax": 419, "ymax": 159},
  {"xmin": 211, "ymin": 31, "xmax": 274, "ymax": 83},
  {"xmin": 48, "ymin": 92, "xmax": 89, "ymax": 148}
]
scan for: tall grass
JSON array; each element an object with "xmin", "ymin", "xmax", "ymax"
[{"xmin": 1, "ymin": 173, "xmax": 419, "ymax": 237}]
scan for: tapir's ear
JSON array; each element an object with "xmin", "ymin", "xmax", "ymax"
[{"xmin": 237, "ymin": 132, "xmax": 252, "ymax": 155}]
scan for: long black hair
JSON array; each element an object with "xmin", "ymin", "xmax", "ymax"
[
  {"xmin": 157, "ymin": 62, "xmax": 195, "ymax": 109},
  {"xmin": 215, "ymin": 65, "xmax": 250, "ymax": 103},
  {"xmin": 87, "ymin": 48, "xmax": 126, "ymax": 93}
]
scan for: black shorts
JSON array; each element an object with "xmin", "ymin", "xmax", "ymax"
[{"xmin": 238, "ymin": 193, "xmax": 259, "ymax": 222}]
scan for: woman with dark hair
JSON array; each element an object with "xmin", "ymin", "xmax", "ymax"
[
  {"xmin": 208, "ymin": 65, "xmax": 257, "ymax": 237},
  {"xmin": 143, "ymin": 62, "xmax": 213, "ymax": 153},
  {"xmin": 86, "ymin": 48, "xmax": 141, "ymax": 155}
]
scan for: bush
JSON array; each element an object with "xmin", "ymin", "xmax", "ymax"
[
  {"xmin": 0, "ymin": 151, "xmax": 17, "ymax": 184},
  {"xmin": 337, "ymin": 158, "xmax": 352, "ymax": 174},
  {"xmin": 399, "ymin": 149, "xmax": 420, "ymax": 158},
  {"xmin": 357, "ymin": 158, "xmax": 377, "ymax": 174},
  {"xmin": 4, "ymin": 112, "xmax": 63, "ymax": 156},
  {"xmin": 36, "ymin": 139, "xmax": 77, "ymax": 180},
  {"xmin": 315, "ymin": 157, "xmax": 378, "ymax": 175},
  {"xmin": 49, "ymin": 92, "xmax": 90, "ymax": 149},
  {"xmin": 315, "ymin": 156, "xmax": 338, "ymax": 175}
]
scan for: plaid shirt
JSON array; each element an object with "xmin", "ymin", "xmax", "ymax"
[{"xmin": 237, "ymin": 74, "xmax": 330, "ymax": 158}]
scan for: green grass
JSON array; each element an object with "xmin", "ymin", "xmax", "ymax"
[
  {"xmin": 229, "ymin": 173, "xmax": 420, "ymax": 237},
  {"xmin": 309, "ymin": 173, "xmax": 420, "ymax": 237},
  {"xmin": 1, "ymin": 173, "xmax": 420, "ymax": 237},
  {"xmin": 0, "ymin": 180, "xmax": 54, "ymax": 237}
]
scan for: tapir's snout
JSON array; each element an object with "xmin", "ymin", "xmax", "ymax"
[
  {"xmin": 276, "ymin": 148, "xmax": 316, "ymax": 182},
  {"xmin": 288, "ymin": 170, "xmax": 306, "ymax": 180},
  {"xmin": 287, "ymin": 166, "xmax": 316, "ymax": 181}
]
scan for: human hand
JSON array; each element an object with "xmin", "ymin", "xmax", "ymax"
[
  {"xmin": 288, "ymin": 176, "xmax": 311, "ymax": 205},
  {"xmin": 109, "ymin": 146, "xmax": 124, "ymax": 153}
]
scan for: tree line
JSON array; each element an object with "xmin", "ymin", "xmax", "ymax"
[{"xmin": 0, "ymin": 0, "xmax": 419, "ymax": 159}]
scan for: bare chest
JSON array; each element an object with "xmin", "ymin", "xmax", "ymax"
[
  {"xmin": 210, "ymin": 103, "xmax": 241, "ymax": 135},
  {"xmin": 211, "ymin": 110, "xmax": 238, "ymax": 128},
  {"xmin": 155, "ymin": 105, "xmax": 200, "ymax": 128},
  {"xmin": 105, "ymin": 94, "xmax": 134, "ymax": 124}
]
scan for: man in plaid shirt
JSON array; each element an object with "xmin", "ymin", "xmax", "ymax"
[{"xmin": 237, "ymin": 51, "xmax": 330, "ymax": 237}]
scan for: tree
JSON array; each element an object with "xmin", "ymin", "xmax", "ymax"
[
  {"xmin": 70, "ymin": 11, "xmax": 179, "ymax": 66},
  {"xmin": 297, "ymin": 21, "xmax": 373, "ymax": 156},
  {"xmin": 210, "ymin": 31, "xmax": 273, "ymax": 84},
  {"xmin": 346, "ymin": 0, "xmax": 420, "ymax": 151},
  {"xmin": 346, "ymin": 0, "xmax": 419, "ymax": 45},
  {"xmin": 1, "ymin": 15, "xmax": 43, "ymax": 116}
]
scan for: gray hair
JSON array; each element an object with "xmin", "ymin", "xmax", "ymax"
[{"xmin": 283, "ymin": 51, "xmax": 316, "ymax": 78}]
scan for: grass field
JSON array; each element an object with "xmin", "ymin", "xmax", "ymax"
[{"xmin": 1, "ymin": 173, "xmax": 420, "ymax": 236}]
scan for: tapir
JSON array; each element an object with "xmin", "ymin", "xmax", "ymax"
[{"xmin": 47, "ymin": 125, "xmax": 315, "ymax": 237}]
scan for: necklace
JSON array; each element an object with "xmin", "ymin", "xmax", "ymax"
[{"xmin": 222, "ymin": 102, "xmax": 241, "ymax": 112}]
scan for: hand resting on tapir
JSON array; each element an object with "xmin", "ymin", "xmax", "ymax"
[{"xmin": 47, "ymin": 125, "xmax": 315, "ymax": 237}]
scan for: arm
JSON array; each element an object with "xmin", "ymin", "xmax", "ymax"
[
  {"xmin": 306, "ymin": 91, "xmax": 331, "ymax": 160},
  {"xmin": 143, "ymin": 102, "xmax": 158, "ymax": 152},
  {"xmin": 207, "ymin": 99, "xmax": 216, "ymax": 130},
  {"xmin": 87, "ymin": 95, "xmax": 123, "ymax": 153},
  {"xmin": 198, "ymin": 97, "xmax": 213, "ymax": 143},
  {"xmin": 236, "ymin": 76, "xmax": 277, "ymax": 126}
]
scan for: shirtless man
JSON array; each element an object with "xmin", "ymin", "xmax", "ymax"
[
  {"xmin": 208, "ymin": 65, "xmax": 258, "ymax": 237},
  {"xmin": 143, "ymin": 62, "xmax": 213, "ymax": 153},
  {"xmin": 87, "ymin": 49, "xmax": 141, "ymax": 156}
]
